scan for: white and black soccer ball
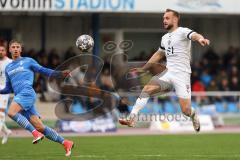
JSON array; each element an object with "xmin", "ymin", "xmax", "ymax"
[{"xmin": 76, "ymin": 35, "xmax": 94, "ymax": 52}]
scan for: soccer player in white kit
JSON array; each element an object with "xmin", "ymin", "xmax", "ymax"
[
  {"xmin": 119, "ymin": 9, "xmax": 210, "ymax": 132},
  {"xmin": 0, "ymin": 45, "xmax": 12, "ymax": 143}
]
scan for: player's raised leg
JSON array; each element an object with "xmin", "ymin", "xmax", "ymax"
[
  {"xmin": 119, "ymin": 78, "xmax": 171, "ymax": 127},
  {"xmin": 7, "ymin": 102, "xmax": 44, "ymax": 144},
  {"xmin": 179, "ymin": 98, "xmax": 200, "ymax": 132},
  {"xmin": 30, "ymin": 115, "xmax": 74, "ymax": 157}
]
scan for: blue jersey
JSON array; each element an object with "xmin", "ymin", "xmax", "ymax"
[{"xmin": 0, "ymin": 57, "xmax": 61, "ymax": 95}]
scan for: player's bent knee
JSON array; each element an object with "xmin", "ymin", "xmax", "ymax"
[
  {"xmin": 7, "ymin": 103, "xmax": 22, "ymax": 118},
  {"xmin": 7, "ymin": 108, "xmax": 20, "ymax": 118},
  {"xmin": 35, "ymin": 125, "xmax": 45, "ymax": 133},
  {"xmin": 7, "ymin": 111, "xmax": 15, "ymax": 118}
]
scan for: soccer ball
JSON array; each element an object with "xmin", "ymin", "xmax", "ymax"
[{"xmin": 76, "ymin": 35, "xmax": 94, "ymax": 52}]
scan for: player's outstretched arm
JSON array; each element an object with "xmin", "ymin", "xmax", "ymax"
[
  {"xmin": 191, "ymin": 33, "xmax": 210, "ymax": 46},
  {"xmin": 30, "ymin": 58, "xmax": 71, "ymax": 78},
  {"xmin": 141, "ymin": 50, "xmax": 165, "ymax": 71},
  {"xmin": 131, "ymin": 50, "xmax": 165, "ymax": 73},
  {"xmin": 36, "ymin": 67, "xmax": 71, "ymax": 78}
]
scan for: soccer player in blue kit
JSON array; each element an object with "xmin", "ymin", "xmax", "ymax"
[{"xmin": 0, "ymin": 40, "xmax": 74, "ymax": 157}]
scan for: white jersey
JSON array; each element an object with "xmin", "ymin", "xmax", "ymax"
[
  {"xmin": 159, "ymin": 27, "xmax": 195, "ymax": 73},
  {"xmin": 0, "ymin": 57, "xmax": 12, "ymax": 89}
]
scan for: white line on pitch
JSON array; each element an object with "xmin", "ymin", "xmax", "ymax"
[
  {"xmin": 135, "ymin": 154, "xmax": 240, "ymax": 158},
  {"xmin": 72, "ymin": 155, "xmax": 106, "ymax": 158},
  {"xmin": 193, "ymin": 154, "xmax": 240, "ymax": 157},
  {"xmin": 134, "ymin": 154, "xmax": 167, "ymax": 157}
]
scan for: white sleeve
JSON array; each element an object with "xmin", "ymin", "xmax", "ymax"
[
  {"xmin": 181, "ymin": 27, "xmax": 196, "ymax": 40},
  {"xmin": 158, "ymin": 38, "xmax": 165, "ymax": 52}
]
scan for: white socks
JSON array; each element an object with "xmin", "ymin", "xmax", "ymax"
[
  {"xmin": 190, "ymin": 108, "xmax": 196, "ymax": 118},
  {"xmin": 130, "ymin": 93, "xmax": 150, "ymax": 115},
  {"xmin": 0, "ymin": 112, "xmax": 9, "ymax": 134}
]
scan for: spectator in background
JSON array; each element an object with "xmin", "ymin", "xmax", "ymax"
[
  {"xmin": 230, "ymin": 66, "xmax": 239, "ymax": 78},
  {"xmin": 203, "ymin": 48, "xmax": 219, "ymax": 62},
  {"xmin": 34, "ymin": 54, "xmax": 49, "ymax": 100},
  {"xmin": 40, "ymin": 55, "xmax": 49, "ymax": 67},
  {"xmin": 207, "ymin": 80, "xmax": 219, "ymax": 91},
  {"xmin": 191, "ymin": 62, "xmax": 202, "ymax": 75},
  {"xmin": 48, "ymin": 49, "xmax": 60, "ymax": 67},
  {"xmin": 230, "ymin": 76, "xmax": 240, "ymax": 91},
  {"xmin": 192, "ymin": 80, "xmax": 205, "ymax": 92},
  {"xmin": 64, "ymin": 47, "xmax": 77, "ymax": 61},
  {"xmin": 191, "ymin": 70, "xmax": 200, "ymax": 84},
  {"xmin": 219, "ymin": 79, "xmax": 233, "ymax": 102},
  {"xmin": 50, "ymin": 54, "xmax": 61, "ymax": 69},
  {"xmin": 202, "ymin": 48, "xmax": 219, "ymax": 74},
  {"xmin": 223, "ymin": 46, "xmax": 237, "ymax": 67},
  {"xmin": 236, "ymin": 47, "xmax": 240, "ymax": 68},
  {"xmin": 192, "ymin": 80, "xmax": 206, "ymax": 104},
  {"xmin": 201, "ymin": 58, "xmax": 211, "ymax": 70},
  {"xmin": 207, "ymin": 80, "xmax": 220, "ymax": 102},
  {"xmin": 200, "ymin": 69, "xmax": 212, "ymax": 87},
  {"xmin": 225, "ymin": 57, "xmax": 238, "ymax": 73},
  {"xmin": 219, "ymin": 79, "xmax": 230, "ymax": 91},
  {"xmin": 216, "ymin": 58, "xmax": 224, "ymax": 72},
  {"xmin": 24, "ymin": 49, "xmax": 37, "ymax": 59},
  {"xmin": 216, "ymin": 70, "xmax": 228, "ymax": 87}
]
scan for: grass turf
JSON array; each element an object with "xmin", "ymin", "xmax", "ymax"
[{"xmin": 0, "ymin": 134, "xmax": 240, "ymax": 160}]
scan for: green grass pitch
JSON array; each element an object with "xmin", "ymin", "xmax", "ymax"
[{"xmin": 0, "ymin": 134, "xmax": 240, "ymax": 160}]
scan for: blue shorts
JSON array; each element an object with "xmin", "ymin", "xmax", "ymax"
[
  {"xmin": 13, "ymin": 90, "xmax": 40, "ymax": 120},
  {"xmin": 14, "ymin": 90, "xmax": 36, "ymax": 110}
]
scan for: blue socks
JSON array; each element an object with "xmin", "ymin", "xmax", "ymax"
[
  {"xmin": 43, "ymin": 126, "xmax": 64, "ymax": 144},
  {"xmin": 12, "ymin": 113, "xmax": 35, "ymax": 133},
  {"xmin": 12, "ymin": 113, "xmax": 64, "ymax": 144}
]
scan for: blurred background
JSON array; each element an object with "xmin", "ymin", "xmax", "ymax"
[{"xmin": 1, "ymin": 0, "xmax": 240, "ymax": 135}]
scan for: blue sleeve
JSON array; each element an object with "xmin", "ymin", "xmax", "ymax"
[
  {"xmin": 30, "ymin": 58, "xmax": 62, "ymax": 77},
  {"xmin": 0, "ymin": 70, "xmax": 12, "ymax": 94}
]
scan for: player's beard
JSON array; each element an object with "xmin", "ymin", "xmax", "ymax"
[{"xmin": 165, "ymin": 24, "xmax": 174, "ymax": 31}]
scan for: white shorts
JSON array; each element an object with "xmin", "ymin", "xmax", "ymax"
[
  {"xmin": 0, "ymin": 94, "xmax": 10, "ymax": 109},
  {"xmin": 156, "ymin": 70, "xmax": 191, "ymax": 99}
]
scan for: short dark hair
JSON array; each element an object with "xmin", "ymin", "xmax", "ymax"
[
  {"xmin": 9, "ymin": 39, "xmax": 23, "ymax": 47},
  {"xmin": 0, "ymin": 39, "xmax": 8, "ymax": 48},
  {"xmin": 0, "ymin": 44, "xmax": 7, "ymax": 50},
  {"xmin": 165, "ymin": 9, "xmax": 180, "ymax": 19}
]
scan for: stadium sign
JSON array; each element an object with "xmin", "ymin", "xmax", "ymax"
[
  {"xmin": 0, "ymin": 0, "xmax": 135, "ymax": 12},
  {"xmin": 0, "ymin": 0, "xmax": 239, "ymax": 14}
]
